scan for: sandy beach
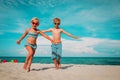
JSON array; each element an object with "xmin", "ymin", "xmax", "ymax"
[{"xmin": 0, "ymin": 63, "xmax": 120, "ymax": 80}]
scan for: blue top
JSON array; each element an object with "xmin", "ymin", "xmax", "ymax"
[{"xmin": 27, "ymin": 31, "xmax": 38, "ymax": 38}]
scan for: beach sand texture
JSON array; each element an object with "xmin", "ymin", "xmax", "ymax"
[{"xmin": 0, "ymin": 63, "xmax": 120, "ymax": 80}]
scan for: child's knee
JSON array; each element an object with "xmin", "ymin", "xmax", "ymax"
[{"xmin": 27, "ymin": 54, "xmax": 33, "ymax": 58}]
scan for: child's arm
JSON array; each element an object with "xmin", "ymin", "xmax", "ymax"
[
  {"xmin": 38, "ymin": 30, "xmax": 54, "ymax": 43},
  {"xmin": 16, "ymin": 28, "xmax": 29, "ymax": 44},
  {"xmin": 62, "ymin": 29, "xmax": 80, "ymax": 39},
  {"xmin": 42, "ymin": 28, "xmax": 52, "ymax": 33}
]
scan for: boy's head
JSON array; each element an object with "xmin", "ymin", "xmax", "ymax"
[
  {"xmin": 31, "ymin": 17, "xmax": 39, "ymax": 28},
  {"xmin": 53, "ymin": 18, "xmax": 61, "ymax": 28}
]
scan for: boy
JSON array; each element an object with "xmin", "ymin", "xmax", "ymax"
[{"xmin": 42, "ymin": 18, "xmax": 80, "ymax": 69}]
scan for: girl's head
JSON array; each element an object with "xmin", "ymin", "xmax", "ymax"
[
  {"xmin": 31, "ymin": 17, "xmax": 39, "ymax": 29},
  {"xmin": 53, "ymin": 18, "xmax": 60, "ymax": 28}
]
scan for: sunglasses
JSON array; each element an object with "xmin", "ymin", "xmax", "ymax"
[
  {"xmin": 54, "ymin": 23, "xmax": 60, "ymax": 25},
  {"xmin": 32, "ymin": 22, "xmax": 39, "ymax": 25}
]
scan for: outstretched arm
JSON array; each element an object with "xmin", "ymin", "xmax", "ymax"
[
  {"xmin": 16, "ymin": 28, "xmax": 29, "ymax": 44},
  {"xmin": 38, "ymin": 30, "xmax": 54, "ymax": 43},
  {"xmin": 42, "ymin": 28, "xmax": 52, "ymax": 33},
  {"xmin": 62, "ymin": 29, "xmax": 80, "ymax": 39}
]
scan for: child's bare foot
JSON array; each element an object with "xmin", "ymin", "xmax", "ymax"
[
  {"xmin": 54, "ymin": 59, "xmax": 58, "ymax": 70},
  {"xmin": 55, "ymin": 64, "xmax": 59, "ymax": 70},
  {"xmin": 55, "ymin": 66, "xmax": 59, "ymax": 70},
  {"xmin": 23, "ymin": 63, "xmax": 27, "ymax": 70},
  {"xmin": 57, "ymin": 61, "xmax": 61, "ymax": 69},
  {"xmin": 58, "ymin": 64, "xmax": 61, "ymax": 69},
  {"xmin": 27, "ymin": 67, "xmax": 30, "ymax": 72}
]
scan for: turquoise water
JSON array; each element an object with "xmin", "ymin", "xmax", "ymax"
[{"xmin": 0, "ymin": 57, "xmax": 120, "ymax": 65}]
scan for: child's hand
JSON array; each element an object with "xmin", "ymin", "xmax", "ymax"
[
  {"xmin": 16, "ymin": 40, "xmax": 21, "ymax": 44},
  {"xmin": 51, "ymin": 40, "xmax": 58, "ymax": 44},
  {"xmin": 51, "ymin": 40, "xmax": 55, "ymax": 44}
]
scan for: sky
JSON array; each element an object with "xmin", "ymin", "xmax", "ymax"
[{"xmin": 0, "ymin": 0, "xmax": 120, "ymax": 57}]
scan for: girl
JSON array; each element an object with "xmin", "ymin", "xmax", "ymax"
[{"xmin": 17, "ymin": 17, "xmax": 54, "ymax": 72}]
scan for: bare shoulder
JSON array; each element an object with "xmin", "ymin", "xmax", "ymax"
[
  {"xmin": 36, "ymin": 30, "xmax": 42, "ymax": 33},
  {"xmin": 60, "ymin": 28, "xmax": 64, "ymax": 32},
  {"xmin": 25, "ymin": 28, "xmax": 30, "ymax": 33}
]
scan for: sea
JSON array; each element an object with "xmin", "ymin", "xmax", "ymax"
[{"xmin": 0, "ymin": 57, "xmax": 120, "ymax": 65}]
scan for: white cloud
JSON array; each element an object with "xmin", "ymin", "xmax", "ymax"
[
  {"xmin": 33, "ymin": 36, "xmax": 120, "ymax": 57},
  {"xmin": 16, "ymin": 48, "xmax": 27, "ymax": 55},
  {"xmin": 94, "ymin": 40, "xmax": 120, "ymax": 55},
  {"xmin": 62, "ymin": 37, "xmax": 105, "ymax": 54},
  {"xmin": 10, "ymin": 36, "xmax": 120, "ymax": 57}
]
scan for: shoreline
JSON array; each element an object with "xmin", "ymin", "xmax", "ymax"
[
  {"xmin": 1, "ymin": 62, "xmax": 120, "ymax": 66},
  {"xmin": 0, "ymin": 57, "xmax": 120, "ymax": 65}
]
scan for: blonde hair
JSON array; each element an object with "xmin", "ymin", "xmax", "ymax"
[
  {"xmin": 31, "ymin": 17, "xmax": 39, "ymax": 24},
  {"xmin": 53, "ymin": 18, "xmax": 61, "ymax": 22}
]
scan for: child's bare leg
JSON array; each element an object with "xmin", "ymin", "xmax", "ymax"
[
  {"xmin": 27, "ymin": 57, "xmax": 33, "ymax": 72},
  {"xmin": 27, "ymin": 54, "xmax": 35, "ymax": 72},
  {"xmin": 53, "ymin": 59, "xmax": 58, "ymax": 69},
  {"xmin": 23, "ymin": 55, "xmax": 30, "ymax": 70},
  {"xmin": 57, "ymin": 60, "xmax": 61, "ymax": 69},
  {"xmin": 24, "ymin": 46, "xmax": 34, "ymax": 71},
  {"xmin": 23, "ymin": 52, "xmax": 32, "ymax": 70}
]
